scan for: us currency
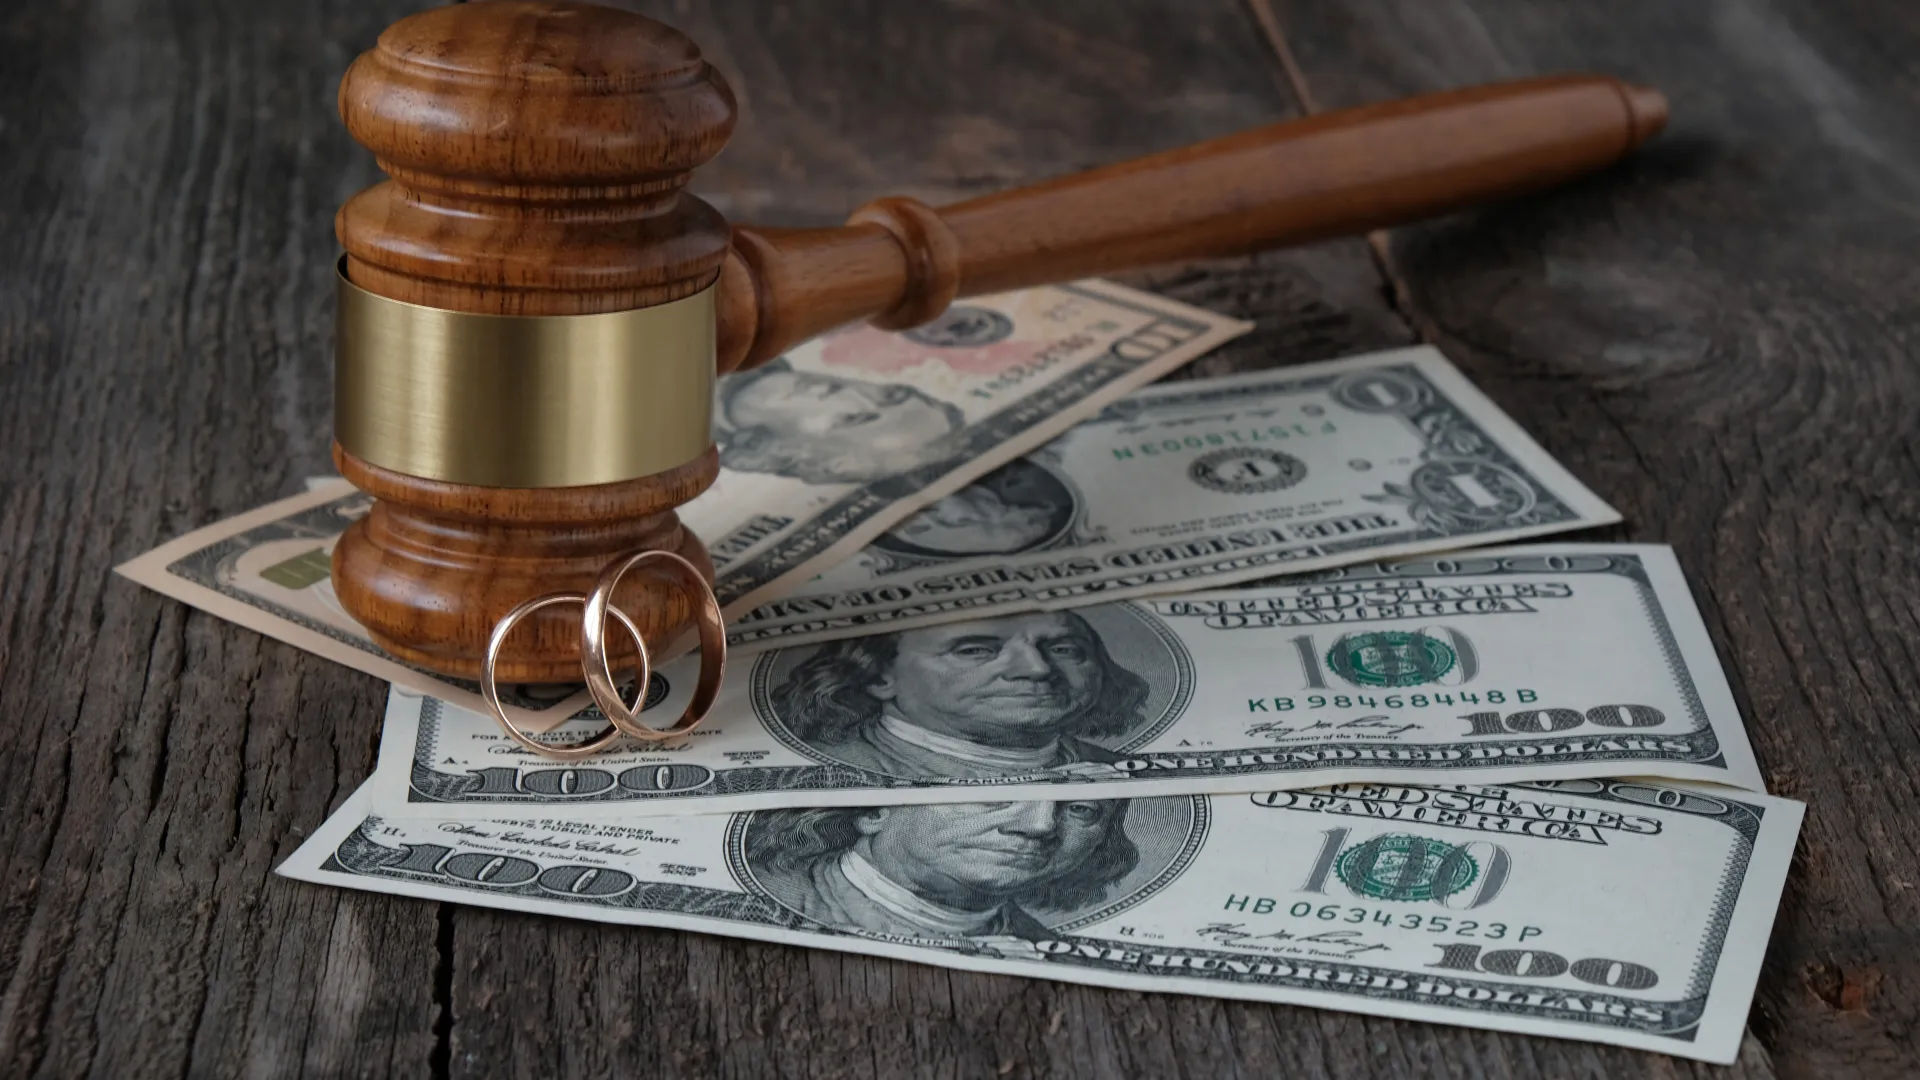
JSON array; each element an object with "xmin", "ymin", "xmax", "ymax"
[
  {"xmin": 368, "ymin": 544, "xmax": 1766, "ymax": 820},
  {"xmin": 729, "ymin": 347, "xmax": 1621, "ymax": 650},
  {"xmin": 115, "ymin": 281, "xmax": 1249, "ymax": 724},
  {"xmin": 282, "ymin": 777, "xmax": 1802, "ymax": 1063}
]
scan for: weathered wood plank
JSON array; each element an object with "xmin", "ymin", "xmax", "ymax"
[
  {"xmin": 0, "ymin": 0, "xmax": 434, "ymax": 1077},
  {"xmin": 647, "ymin": 0, "xmax": 1298, "ymax": 223},
  {"xmin": 1275, "ymin": 1, "xmax": 1920, "ymax": 1075},
  {"xmin": 5, "ymin": 0, "xmax": 1900, "ymax": 1075}
]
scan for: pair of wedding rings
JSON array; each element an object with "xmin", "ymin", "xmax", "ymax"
[{"xmin": 477, "ymin": 550, "xmax": 727, "ymax": 761}]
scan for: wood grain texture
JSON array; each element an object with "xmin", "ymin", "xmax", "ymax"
[
  {"xmin": 0, "ymin": 4, "xmax": 431, "ymax": 1079},
  {"xmin": 335, "ymin": 1, "xmax": 736, "ymax": 315},
  {"xmin": 0, "ymin": 0, "xmax": 1901, "ymax": 1077},
  {"xmin": 1274, "ymin": 0, "xmax": 1920, "ymax": 1075},
  {"xmin": 722, "ymin": 73, "xmax": 1668, "ymax": 371},
  {"xmin": 331, "ymin": 444, "xmax": 719, "ymax": 683}
]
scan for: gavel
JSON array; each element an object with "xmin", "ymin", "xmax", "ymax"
[{"xmin": 330, "ymin": 0, "xmax": 1667, "ymax": 684}]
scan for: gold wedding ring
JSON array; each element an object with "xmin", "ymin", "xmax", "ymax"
[
  {"xmin": 481, "ymin": 592, "xmax": 645, "ymax": 760},
  {"xmin": 476, "ymin": 548, "xmax": 728, "ymax": 760},
  {"xmin": 583, "ymin": 550, "xmax": 727, "ymax": 742}
]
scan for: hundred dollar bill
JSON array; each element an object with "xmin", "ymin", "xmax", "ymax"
[
  {"xmin": 368, "ymin": 544, "xmax": 1765, "ymax": 819},
  {"xmin": 727, "ymin": 346, "xmax": 1620, "ymax": 650},
  {"xmin": 115, "ymin": 281, "xmax": 1248, "ymax": 724},
  {"xmin": 282, "ymin": 777, "xmax": 1802, "ymax": 1063}
]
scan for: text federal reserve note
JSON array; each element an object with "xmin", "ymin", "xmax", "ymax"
[
  {"xmin": 115, "ymin": 280, "xmax": 1248, "ymax": 722},
  {"xmin": 370, "ymin": 545, "xmax": 1765, "ymax": 818},
  {"xmin": 283, "ymin": 778, "xmax": 1800, "ymax": 1063},
  {"xmin": 729, "ymin": 347, "xmax": 1620, "ymax": 650}
]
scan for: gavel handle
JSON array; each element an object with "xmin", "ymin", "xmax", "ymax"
[{"xmin": 714, "ymin": 74, "xmax": 1666, "ymax": 372}]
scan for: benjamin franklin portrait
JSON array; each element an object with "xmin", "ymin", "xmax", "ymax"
[
  {"xmin": 767, "ymin": 611, "xmax": 1152, "ymax": 779},
  {"xmin": 716, "ymin": 359, "xmax": 967, "ymax": 485},
  {"xmin": 742, "ymin": 800, "xmax": 1138, "ymax": 941}
]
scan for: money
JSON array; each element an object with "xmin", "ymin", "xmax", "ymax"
[
  {"xmin": 281, "ymin": 777, "xmax": 1802, "ymax": 1063},
  {"xmin": 368, "ymin": 544, "xmax": 1765, "ymax": 819},
  {"xmin": 115, "ymin": 280, "xmax": 1249, "ymax": 723},
  {"xmin": 730, "ymin": 347, "xmax": 1621, "ymax": 650},
  {"xmin": 687, "ymin": 282, "xmax": 1249, "ymax": 613}
]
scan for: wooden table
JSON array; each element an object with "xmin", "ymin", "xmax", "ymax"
[{"xmin": 3, "ymin": 1, "xmax": 1914, "ymax": 1076}]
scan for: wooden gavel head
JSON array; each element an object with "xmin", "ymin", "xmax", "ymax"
[
  {"xmin": 332, "ymin": 0, "xmax": 739, "ymax": 682},
  {"xmin": 330, "ymin": 0, "xmax": 1668, "ymax": 682}
]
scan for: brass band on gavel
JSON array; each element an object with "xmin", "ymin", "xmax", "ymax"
[{"xmin": 335, "ymin": 264, "xmax": 716, "ymax": 490}]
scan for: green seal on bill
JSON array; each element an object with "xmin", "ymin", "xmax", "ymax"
[
  {"xmin": 1336, "ymin": 834, "xmax": 1479, "ymax": 902},
  {"xmin": 1325, "ymin": 630, "xmax": 1457, "ymax": 688}
]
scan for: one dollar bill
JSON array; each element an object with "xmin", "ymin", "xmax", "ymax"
[
  {"xmin": 728, "ymin": 346, "xmax": 1620, "ymax": 651},
  {"xmin": 370, "ymin": 544, "xmax": 1766, "ymax": 819},
  {"xmin": 115, "ymin": 281, "xmax": 1248, "ymax": 724},
  {"xmin": 282, "ymin": 778, "xmax": 1801, "ymax": 1063}
]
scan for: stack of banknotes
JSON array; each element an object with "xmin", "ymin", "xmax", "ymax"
[{"xmin": 119, "ymin": 281, "xmax": 1798, "ymax": 1063}]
